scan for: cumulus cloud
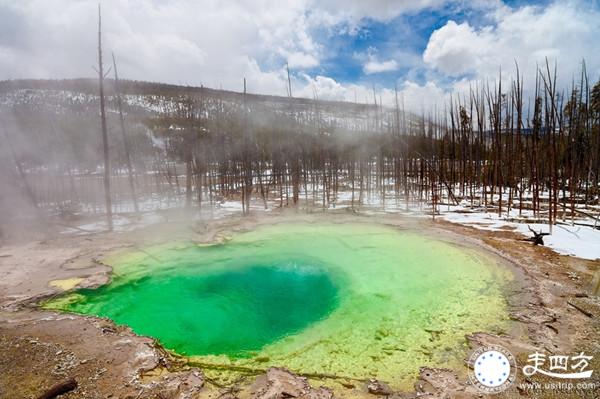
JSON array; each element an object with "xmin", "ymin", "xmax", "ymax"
[
  {"xmin": 0, "ymin": 0, "xmax": 450, "ymax": 87},
  {"xmin": 297, "ymin": 75, "xmax": 349, "ymax": 101},
  {"xmin": 284, "ymin": 51, "xmax": 320, "ymax": 69},
  {"xmin": 363, "ymin": 58, "xmax": 399, "ymax": 74},
  {"xmin": 0, "ymin": 0, "xmax": 320, "ymax": 95},
  {"xmin": 423, "ymin": 21, "xmax": 493, "ymax": 76},
  {"xmin": 0, "ymin": 0, "xmax": 598, "ymax": 112},
  {"xmin": 294, "ymin": 73, "xmax": 448, "ymax": 114},
  {"xmin": 296, "ymin": 74, "xmax": 388, "ymax": 104},
  {"xmin": 423, "ymin": 1, "xmax": 600, "ymax": 82},
  {"xmin": 315, "ymin": 0, "xmax": 449, "ymax": 22},
  {"xmin": 400, "ymin": 80, "xmax": 447, "ymax": 112},
  {"xmin": 357, "ymin": 46, "xmax": 400, "ymax": 75}
]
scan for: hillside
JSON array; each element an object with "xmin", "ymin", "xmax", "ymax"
[{"xmin": 0, "ymin": 78, "xmax": 392, "ymax": 121}]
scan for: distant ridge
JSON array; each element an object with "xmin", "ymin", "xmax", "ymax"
[{"xmin": 0, "ymin": 78, "xmax": 382, "ymax": 114}]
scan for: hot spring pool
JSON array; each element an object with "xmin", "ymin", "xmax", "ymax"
[{"xmin": 45, "ymin": 223, "xmax": 514, "ymax": 387}]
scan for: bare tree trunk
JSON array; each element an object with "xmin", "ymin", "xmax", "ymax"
[
  {"xmin": 112, "ymin": 53, "xmax": 139, "ymax": 213},
  {"xmin": 1, "ymin": 126, "xmax": 38, "ymax": 209},
  {"xmin": 97, "ymin": 4, "xmax": 113, "ymax": 231}
]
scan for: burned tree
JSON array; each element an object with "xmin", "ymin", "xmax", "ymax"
[{"xmin": 97, "ymin": 4, "xmax": 113, "ymax": 230}]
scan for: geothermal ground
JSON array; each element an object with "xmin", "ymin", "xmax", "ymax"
[{"xmin": 0, "ymin": 210, "xmax": 599, "ymax": 399}]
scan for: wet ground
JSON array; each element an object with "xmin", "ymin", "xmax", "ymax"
[{"xmin": 0, "ymin": 209, "xmax": 598, "ymax": 398}]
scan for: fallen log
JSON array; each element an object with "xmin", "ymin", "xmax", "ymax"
[
  {"xmin": 186, "ymin": 360, "xmax": 367, "ymax": 383},
  {"xmin": 523, "ymin": 225, "xmax": 550, "ymax": 246},
  {"xmin": 36, "ymin": 378, "xmax": 77, "ymax": 399},
  {"xmin": 567, "ymin": 300, "xmax": 594, "ymax": 318}
]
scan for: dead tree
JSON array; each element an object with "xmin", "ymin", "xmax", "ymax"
[
  {"xmin": 1, "ymin": 125, "xmax": 38, "ymax": 209},
  {"xmin": 112, "ymin": 52, "xmax": 139, "ymax": 213},
  {"xmin": 242, "ymin": 78, "xmax": 252, "ymax": 215},
  {"xmin": 97, "ymin": 4, "xmax": 113, "ymax": 230},
  {"xmin": 36, "ymin": 378, "xmax": 77, "ymax": 399},
  {"xmin": 287, "ymin": 64, "xmax": 300, "ymax": 205},
  {"xmin": 524, "ymin": 225, "xmax": 550, "ymax": 246}
]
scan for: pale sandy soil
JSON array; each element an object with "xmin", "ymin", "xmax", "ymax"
[{"xmin": 0, "ymin": 208, "xmax": 598, "ymax": 399}]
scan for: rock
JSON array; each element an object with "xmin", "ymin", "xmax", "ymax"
[
  {"xmin": 413, "ymin": 367, "xmax": 479, "ymax": 398},
  {"xmin": 303, "ymin": 387, "xmax": 334, "ymax": 399},
  {"xmin": 253, "ymin": 367, "xmax": 333, "ymax": 399},
  {"xmin": 160, "ymin": 368, "xmax": 204, "ymax": 399},
  {"xmin": 129, "ymin": 342, "xmax": 160, "ymax": 372},
  {"xmin": 259, "ymin": 367, "xmax": 308, "ymax": 398},
  {"xmin": 367, "ymin": 379, "xmax": 393, "ymax": 396},
  {"xmin": 388, "ymin": 393, "xmax": 422, "ymax": 399}
]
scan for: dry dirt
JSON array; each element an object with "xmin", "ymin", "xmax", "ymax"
[{"xmin": 0, "ymin": 208, "xmax": 598, "ymax": 399}]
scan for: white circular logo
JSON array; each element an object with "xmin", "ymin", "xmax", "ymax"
[{"xmin": 469, "ymin": 345, "xmax": 516, "ymax": 393}]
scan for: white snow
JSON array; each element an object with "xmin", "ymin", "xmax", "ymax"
[
  {"xmin": 513, "ymin": 223, "xmax": 600, "ymax": 260},
  {"xmin": 434, "ymin": 203, "xmax": 600, "ymax": 260},
  {"xmin": 58, "ymin": 184, "xmax": 599, "ymax": 261}
]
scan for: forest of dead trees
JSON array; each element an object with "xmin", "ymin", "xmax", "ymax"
[
  {"xmin": 1, "ymin": 11, "xmax": 599, "ymax": 232},
  {"xmin": 1, "ymin": 59, "xmax": 599, "ymax": 232},
  {"xmin": 144, "ymin": 61, "xmax": 600, "ymax": 225}
]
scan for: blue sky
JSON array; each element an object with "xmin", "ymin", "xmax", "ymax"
[
  {"xmin": 302, "ymin": 0, "xmax": 557, "ymax": 89},
  {"xmin": 296, "ymin": 0, "xmax": 598, "ymax": 107},
  {"xmin": 313, "ymin": 11, "xmax": 454, "ymax": 85}
]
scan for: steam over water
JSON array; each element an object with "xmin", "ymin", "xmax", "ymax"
[{"xmin": 46, "ymin": 223, "xmax": 514, "ymax": 388}]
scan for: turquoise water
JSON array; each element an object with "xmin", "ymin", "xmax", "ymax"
[
  {"xmin": 68, "ymin": 259, "xmax": 338, "ymax": 356},
  {"xmin": 46, "ymin": 223, "xmax": 513, "ymax": 387}
]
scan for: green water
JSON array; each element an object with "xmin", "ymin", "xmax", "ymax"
[
  {"xmin": 46, "ymin": 223, "xmax": 514, "ymax": 388},
  {"xmin": 61, "ymin": 260, "xmax": 338, "ymax": 356}
]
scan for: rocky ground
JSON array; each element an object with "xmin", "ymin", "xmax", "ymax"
[{"xmin": 0, "ymin": 209, "xmax": 598, "ymax": 398}]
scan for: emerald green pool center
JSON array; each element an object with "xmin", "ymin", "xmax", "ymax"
[
  {"xmin": 68, "ymin": 260, "xmax": 338, "ymax": 356},
  {"xmin": 46, "ymin": 223, "xmax": 514, "ymax": 388}
]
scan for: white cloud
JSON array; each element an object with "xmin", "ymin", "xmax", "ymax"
[
  {"xmin": 296, "ymin": 74, "xmax": 388, "ymax": 104},
  {"xmin": 0, "ymin": 0, "xmax": 598, "ymax": 113},
  {"xmin": 423, "ymin": 1, "xmax": 600, "ymax": 83},
  {"xmin": 284, "ymin": 51, "xmax": 320, "ymax": 69},
  {"xmin": 423, "ymin": 21, "xmax": 493, "ymax": 76},
  {"xmin": 295, "ymin": 74, "xmax": 448, "ymax": 114},
  {"xmin": 400, "ymin": 80, "xmax": 447, "ymax": 112},
  {"xmin": 297, "ymin": 75, "xmax": 349, "ymax": 101},
  {"xmin": 314, "ymin": 0, "xmax": 449, "ymax": 22},
  {"xmin": 359, "ymin": 47, "xmax": 400, "ymax": 74},
  {"xmin": 364, "ymin": 59, "xmax": 399, "ymax": 74},
  {"xmin": 0, "ymin": 0, "xmax": 454, "ymax": 86},
  {"xmin": 0, "ymin": 0, "xmax": 320, "ymax": 95}
]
